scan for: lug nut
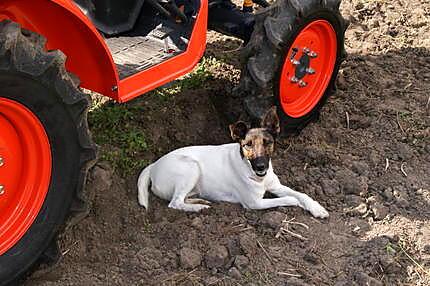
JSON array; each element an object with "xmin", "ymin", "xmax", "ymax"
[
  {"xmin": 306, "ymin": 67, "xmax": 315, "ymax": 75},
  {"xmin": 291, "ymin": 59, "xmax": 300, "ymax": 66},
  {"xmin": 0, "ymin": 185, "xmax": 4, "ymax": 195},
  {"xmin": 290, "ymin": 76, "xmax": 299, "ymax": 83},
  {"xmin": 0, "ymin": 157, "xmax": 3, "ymax": 167},
  {"xmin": 303, "ymin": 47, "xmax": 310, "ymax": 53},
  {"xmin": 298, "ymin": 80, "xmax": 307, "ymax": 87},
  {"xmin": 308, "ymin": 51, "xmax": 318, "ymax": 58}
]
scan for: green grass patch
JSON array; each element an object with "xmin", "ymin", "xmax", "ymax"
[{"xmin": 89, "ymin": 103, "xmax": 148, "ymax": 175}]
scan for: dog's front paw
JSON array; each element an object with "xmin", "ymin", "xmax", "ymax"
[
  {"xmin": 173, "ymin": 203, "xmax": 210, "ymax": 212},
  {"xmin": 192, "ymin": 204, "xmax": 211, "ymax": 212},
  {"xmin": 307, "ymin": 201, "xmax": 329, "ymax": 219}
]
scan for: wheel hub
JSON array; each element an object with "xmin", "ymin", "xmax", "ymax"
[
  {"xmin": 279, "ymin": 20, "xmax": 337, "ymax": 118},
  {"xmin": 290, "ymin": 47, "xmax": 319, "ymax": 88}
]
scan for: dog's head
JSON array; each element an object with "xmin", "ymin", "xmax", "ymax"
[{"xmin": 229, "ymin": 107, "xmax": 280, "ymax": 177}]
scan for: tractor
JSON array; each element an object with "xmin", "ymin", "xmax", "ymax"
[{"xmin": 0, "ymin": 0, "xmax": 347, "ymax": 284}]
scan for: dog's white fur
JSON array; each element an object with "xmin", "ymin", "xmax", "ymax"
[{"xmin": 137, "ymin": 143, "xmax": 329, "ymax": 218}]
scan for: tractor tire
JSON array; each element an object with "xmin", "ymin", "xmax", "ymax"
[
  {"xmin": 0, "ymin": 21, "xmax": 96, "ymax": 285},
  {"xmin": 239, "ymin": 0, "xmax": 348, "ymax": 133}
]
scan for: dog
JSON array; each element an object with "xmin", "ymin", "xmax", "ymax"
[{"xmin": 137, "ymin": 107, "xmax": 329, "ymax": 218}]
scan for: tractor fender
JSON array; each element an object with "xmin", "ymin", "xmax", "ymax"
[{"xmin": 0, "ymin": 0, "xmax": 119, "ymax": 99}]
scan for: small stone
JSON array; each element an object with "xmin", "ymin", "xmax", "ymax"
[
  {"xmin": 179, "ymin": 247, "xmax": 202, "ymax": 269},
  {"xmin": 345, "ymin": 177, "xmax": 368, "ymax": 195},
  {"xmin": 396, "ymin": 143, "xmax": 413, "ymax": 160},
  {"xmin": 383, "ymin": 188, "xmax": 393, "ymax": 201},
  {"xmin": 261, "ymin": 211, "xmax": 285, "ymax": 229},
  {"xmin": 303, "ymin": 252, "xmax": 319, "ymax": 265},
  {"xmin": 371, "ymin": 203, "xmax": 389, "ymax": 220},
  {"xmin": 351, "ymin": 161, "xmax": 369, "ymax": 176},
  {"xmin": 191, "ymin": 217, "xmax": 203, "ymax": 229},
  {"xmin": 335, "ymin": 170, "xmax": 367, "ymax": 195},
  {"xmin": 354, "ymin": 272, "xmax": 383, "ymax": 286},
  {"xmin": 205, "ymin": 245, "xmax": 229, "ymax": 269},
  {"xmin": 228, "ymin": 267, "xmax": 242, "ymax": 279},
  {"xmin": 320, "ymin": 179, "xmax": 341, "ymax": 196},
  {"xmin": 239, "ymin": 232, "xmax": 256, "ymax": 255},
  {"xmin": 234, "ymin": 255, "xmax": 249, "ymax": 271},
  {"xmin": 227, "ymin": 239, "xmax": 241, "ymax": 256},
  {"xmin": 396, "ymin": 197, "xmax": 410, "ymax": 208}
]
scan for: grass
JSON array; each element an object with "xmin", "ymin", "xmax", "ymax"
[
  {"xmin": 88, "ymin": 56, "xmax": 221, "ymax": 175},
  {"xmin": 153, "ymin": 56, "xmax": 219, "ymax": 100},
  {"xmin": 89, "ymin": 103, "xmax": 148, "ymax": 175}
]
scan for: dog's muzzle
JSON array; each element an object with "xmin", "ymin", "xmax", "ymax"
[{"xmin": 250, "ymin": 156, "xmax": 269, "ymax": 177}]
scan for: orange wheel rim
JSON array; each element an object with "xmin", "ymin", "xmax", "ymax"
[
  {"xmin": 279, "ymin": 20, "xmax": 337, "ymax": 118},
  {"xmin": 0, "ymin": 98, "xmax": 52, "ymax": 255}
]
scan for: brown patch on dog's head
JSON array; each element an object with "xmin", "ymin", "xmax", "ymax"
[
  {"xmin": 230, "ymin": 107, "xmax": 280, "ymax": 176},
  {"xmin": 241, "ymin": 128, "xmax": 275, "ymax": 160}
]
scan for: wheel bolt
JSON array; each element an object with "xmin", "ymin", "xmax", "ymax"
[
  {"xmin": 291, "ymin": 59, "xmax": 300, "ymax": 66},
  {"xmin": 306, "ymin": 67, "xmax": 315, "ymax": 75},
  {"xmin": 303, "ymin": 47, "xmax": 310, "ymax": 53},
  {"xmin": 308, "ymin": 51, "xmax": 318, "ymax": 58},
  {"xmin": 298, "ymin": 80, "xmax": 307, "ymax": 87},
  {"xmin": 0, "ymin": 185, "xmax": 4, "ymax": 195},
  {"xmin": 290, "ymin": 76, "xmax": 299, "ymax": 83},
  {"xmin": 0, "ymin": 157, "xmax": 3, "ymax": 167}
]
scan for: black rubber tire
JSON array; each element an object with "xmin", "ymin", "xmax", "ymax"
[
  {"xmin": 0, "ymin": 21, "xmax": 96, "ymax": 285},
  {"xmin": 238, "ymin": 0, "xmax": 348, "ymax": 133}
]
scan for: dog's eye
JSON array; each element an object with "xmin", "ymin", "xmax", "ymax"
[
  {"xmin": 264, "ymin": 139, "xmax": 273, "ymax": 145},
  {"xmin": 245, "ymin": 141, "xmax": 252, "ymax": 147}
]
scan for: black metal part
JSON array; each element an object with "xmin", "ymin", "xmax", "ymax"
[
  {"xmin": 252, "ymin": 0, "xmax": 269, "ymax": 8},
  {"xmin": 73, "ymin": 0, "xmax": 145, "ymax": 36},
  {"xmin": 294, "ymin": 54, "xmax": 310, "ymax": 79},
  {"xmin": 208, "ymin": 0, "xmax": 255, "ymax": 42},
  {"xmin": 162, "ymin": 0, "xmax": 189, "ymax": 23},
  {"xmin": 146, "ymin": 0, "xmax": 172, "ymax": 19}
]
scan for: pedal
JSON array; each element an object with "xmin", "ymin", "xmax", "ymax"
[{"xmin": 151, "ymin": 25, "xmax": 174, "ymax": 39}]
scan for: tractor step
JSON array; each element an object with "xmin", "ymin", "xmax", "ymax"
[
  {"xmin": 106, "ymin": 31, "xmax": 182, "ymax": 79},
  {"xmin": 105, "ymin": 3, "xmax": 194, "ymax": 80}
]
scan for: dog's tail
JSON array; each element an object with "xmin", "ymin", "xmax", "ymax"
[{"xmin": 137, "ymin": 164, "xmax": 152, "ymax": 209}]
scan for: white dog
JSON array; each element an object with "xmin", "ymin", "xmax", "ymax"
[{"xmin": 137, "ymin": 107, "xmax": 329, "ymax": 218}]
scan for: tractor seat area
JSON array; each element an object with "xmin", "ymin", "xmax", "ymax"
[{"xmin": 104, "ymin": 2, "xmax": 196, "ymax": 79}]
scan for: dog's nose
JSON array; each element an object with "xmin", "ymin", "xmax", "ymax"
[{"xmin": 255, "ymin": 162, "xmax": 266, "ymax": 172}]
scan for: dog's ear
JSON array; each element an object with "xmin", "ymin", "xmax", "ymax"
[
  {"xmin": 261, "ymin": 106, "xmax": 280, "ymax": 137},
  {"xmin": 229, "ymin": 121, "xmax": 249, "ymax": 141}
]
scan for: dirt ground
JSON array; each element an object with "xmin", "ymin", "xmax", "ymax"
[{"xmin": 26, "ymin": 0, "xmax": 429, "ymax": 285}]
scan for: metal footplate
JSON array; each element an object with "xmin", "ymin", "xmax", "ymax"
[{"xmin": 106, "ymin": 25, "xmax": 184, "ymax": 79}]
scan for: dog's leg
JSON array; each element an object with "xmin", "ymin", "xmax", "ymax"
[
  {"xmin": 185, "ymin": 198, "xmax": 212, "ymax": 205},
  {"xmin": 248, "ymin": 197, "xmax": 301, "ymax": 209},
  {"xmin": 167, "ymin": 163, "xmax": 210, "ymax": 212},
  {"xmin": 170, "ymin": 196, "xmax": 210, "ymax": 212},
  {"xmin": 268, "ymin": 185, "xmax": 329, "ymax": 218}
]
